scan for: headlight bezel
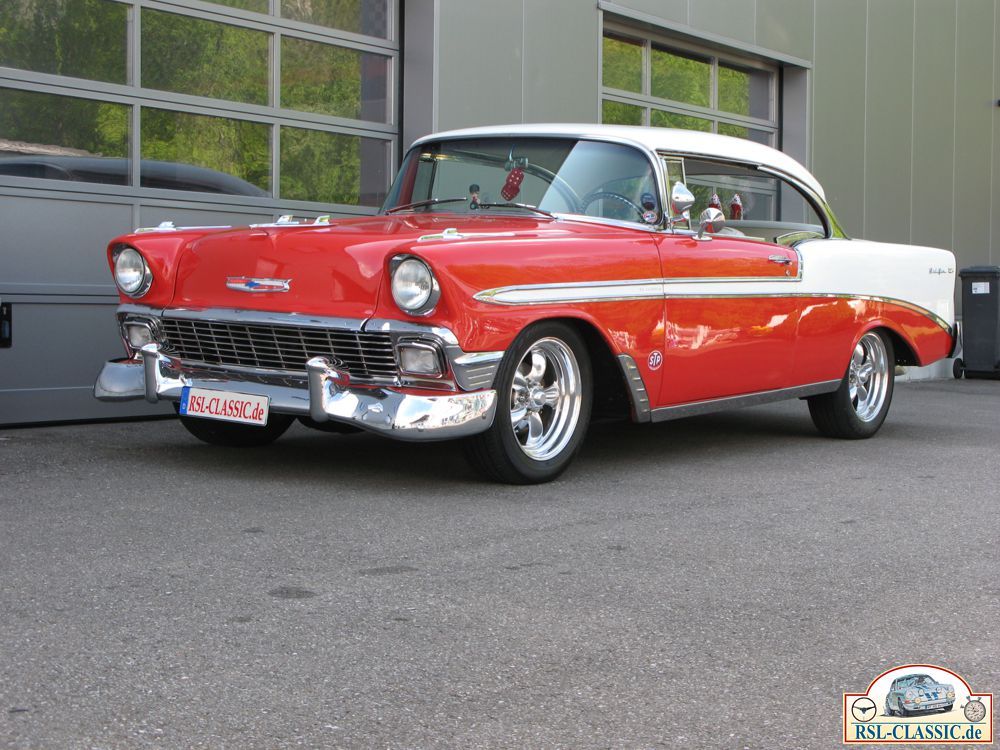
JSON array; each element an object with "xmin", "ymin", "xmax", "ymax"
[
  {"xmin": 390, "ymin": 255, "xmax": 440, "ymax": 316},
  {"xmin": 113, "ymin": 245, "xmax": 153, "ymax": 298}
]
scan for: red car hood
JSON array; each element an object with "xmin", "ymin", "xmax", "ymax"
[{"xmin": 168, "ymin": 214, "xmax": 586, "ymax": 317}]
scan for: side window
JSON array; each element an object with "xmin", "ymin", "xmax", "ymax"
[{"xmin": 664, "ymin": 155, "xmax": 826, "ymax": 242}]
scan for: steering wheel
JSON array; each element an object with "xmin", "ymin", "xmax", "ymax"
[{"xmin": 580, "ymin": 191, "xmax": 645, "ymax": 221}]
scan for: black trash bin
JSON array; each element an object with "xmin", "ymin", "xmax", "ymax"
[{"xmin": 955, "ymin": 265, "xmax": 1000, "ymax": 379}]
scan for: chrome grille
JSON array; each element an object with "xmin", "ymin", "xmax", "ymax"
[{"xmin": 159, "ymin": 317, "xmax": 397, "ymax": 379}]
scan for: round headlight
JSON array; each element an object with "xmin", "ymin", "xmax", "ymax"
[
  {"xmin": 114, "ymin": 247, "xmax": 151, "ymax": 297},
  {"xmin": 391, "ymin": 257, "xmax": 438, "ymax": 314}
]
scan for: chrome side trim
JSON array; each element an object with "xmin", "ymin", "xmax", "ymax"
[
  {"xmin": 616, "ymin": 354, "xmax": 651, "ymax": 423},
  {"xmin": 471, "ymin": 283, "xmax": 953, "ymax": 334},
  {"xmin": 475, "ymin": 278, "xmax": 666, "ymax": 305},
  {"xmin": 650, "ymin": 380, "xmax": 841, "ymax": 423}
]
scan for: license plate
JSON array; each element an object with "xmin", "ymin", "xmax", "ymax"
[{"xmin": 179, "ymin": 386, "xmax": 269, "ymax": 426}]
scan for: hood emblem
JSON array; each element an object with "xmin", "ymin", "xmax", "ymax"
[{"xmin": 226, "ymin": 276, "xmax": 291, "ymax": 293}]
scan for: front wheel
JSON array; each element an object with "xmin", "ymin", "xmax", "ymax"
[
  {"xmin": 807, "ymin": 330, "xmax": 894, "ymax": 439},
  {"xmin": 465, "ymin": 322, "xmax": 592, "ymax": 484}
]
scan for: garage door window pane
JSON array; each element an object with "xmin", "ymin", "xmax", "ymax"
[
  {"xmin": 281, "ymin": 0, "xmax": 388, "ymax": 38},
  {"xmin": 280, "ymin": 126, "xmax": 387, "ymax": 205},
  {"xmin": 142, "ymin": 10, "xmax": 269, "ymax": 106},
  {"xmin": 602, "ymin": 33, "xmax": 642, "ymax": 93},
  {"xmin": 0, "ymin": 0, "xmax": 127, "ymax": 83},
  {"xmin": 203, "ymin": 0, "xmax": 269, "ymax": 12},
  {"xmin": 651, "ymin": 109, "xmax": 711, "ymax": 132},
  {"xmin": 0, "ymin": 87, "xmax": 129, "ymax": 184},
  {"xmin": 602, "ymin": 100, "xmax": 643, "ymax": 126},
  {"xmin": 141, "ymin": 109, "xmax": 270, "ymax": 195},
  {"xmin": 718, "ymin": 64, "xmax": 771, "ymax": 120},
  {"xmin": 281, "ymin": 37, "xmax": 388, "ymax": 122},
  {"xmin": 651, "ymin": 46, "xmax": 709, "ymax": 107}
]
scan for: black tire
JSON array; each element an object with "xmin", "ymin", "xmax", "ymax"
[
  {"xmin": 465, "ymin": 321, "xmax": 592, "ymax": 484},
  {"xmin": 885, "ymin": 699, "xmax": 895, "ymax": 717},
  {"xmin": 953, "ymin": 358, "xmax": 964, "ymax": 379},
  {"xmin": 176, "ymin": 407, "xmax": 294, "ymax": 447},
  {"xmin": 808, "ymin": 329, "xmax": 895, "ymax": 439}
]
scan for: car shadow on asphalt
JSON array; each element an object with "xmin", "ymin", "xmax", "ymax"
[{"xmin": 148, "ymin": 403, "xmax": 821, "ymax": 489}]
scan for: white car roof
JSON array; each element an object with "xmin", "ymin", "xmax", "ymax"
[{"xmin": 412, "ymin": 123, "xmax": 825, "ymax": 201}]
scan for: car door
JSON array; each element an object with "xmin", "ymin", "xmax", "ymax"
[
  {"xmin": 651, "ymin": 154, "xmax": 824, "ymax": 407},
  {"xmin": 654, "ymin": 231, "xmax": 801, "ymax": 406}
]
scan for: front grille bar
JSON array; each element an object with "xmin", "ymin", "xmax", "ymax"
[{"xmin": 159, "ymin": 317, "xmax": 397, "ymax": 380}]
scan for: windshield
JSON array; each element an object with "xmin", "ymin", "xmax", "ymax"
[
  {"xmin": 381, "ymin": 137, "xmax": 661, "ymax": 225},
  {"xmin": 898, "ymin": 675, "xmax": 935, "ymax": 689}
]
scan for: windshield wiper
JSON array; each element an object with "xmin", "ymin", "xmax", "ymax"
[
  {"xmin": 384, "ymin": 197, "xmax": 468, "ymax": 214},
  {"xmin": 474, "ymin": 202, "xmax": 555, "ymax": 218}
]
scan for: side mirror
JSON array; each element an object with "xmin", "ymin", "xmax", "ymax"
[
  {"xmin": 695, "ymin": 207, "xmax": 725, "ymax": 241},
  {"xmin": 670, "ymin": 182, "xmax": 695, "ymax": 215}
]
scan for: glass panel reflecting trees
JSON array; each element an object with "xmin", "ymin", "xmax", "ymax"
[
  {"xmin": 281, "ymin": 0, "xmax": 388, "ymax": 38},
  {"xmin": 142, "ymin": 10, "xmax": 269, "ymax": 106},
  {"xmin": 0, "ymin": 0, "xmax": 127, "ymax": 83},
  {"xmin": 281, "ymin": 37, "xmax": 388, "ymax": 121},
  {"xmin": 280, "ymin": 126, "xmax": 388, "ymax": 205},
  {"xmin": 141, "ymin": 109, "xmax": 270, "ymax": 194}
]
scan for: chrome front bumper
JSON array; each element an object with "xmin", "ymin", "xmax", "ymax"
[{"xmin": 95, "ymin": 344, "xmax": 498, "ymax": 441}]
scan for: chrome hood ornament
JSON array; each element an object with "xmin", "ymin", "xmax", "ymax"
[{"xmin": 226, "ymin": 277, "xmax": 291, "ymax": 293}]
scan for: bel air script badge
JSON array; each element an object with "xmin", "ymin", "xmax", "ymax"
[{"xmin": 226, "ymin": 277, "xmax": 291, "ymax": 292}]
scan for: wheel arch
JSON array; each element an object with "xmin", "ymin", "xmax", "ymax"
[
  {"xmin": 862, "ymin": 321, "xmax": 920, "ymax": 367},
  {"xmin": 524, "ymin": 315, "xmax": 635, "ymax": 422}
]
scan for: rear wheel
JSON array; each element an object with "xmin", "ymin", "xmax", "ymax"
[
  {"xmin": 808, "ymin": 329, "xmax": 894, "ymax": 439},
  {"xmin": 176, "ymin": 407, "xmax": 294, "ymax": 447},
  {"xmin": 465, "ymin": 322, "xmax": 592, "ymax": 484}
]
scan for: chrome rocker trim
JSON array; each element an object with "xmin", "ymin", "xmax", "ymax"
[
  {"xmin": 649, "ymin": 380, "xmax": 841, "ymax": 423},
  {"xmin": 95, "ymin": 344, "xmax": 498, "ymax": 441}
]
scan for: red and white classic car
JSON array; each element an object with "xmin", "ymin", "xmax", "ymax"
[{"xmin": 95, "ymin": 124, "xmax": 957, "ymax": 483}]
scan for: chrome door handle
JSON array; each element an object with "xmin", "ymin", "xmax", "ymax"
[{"xmin": 768, "ymin": 254, "xmax": 792, "ymax": 265}]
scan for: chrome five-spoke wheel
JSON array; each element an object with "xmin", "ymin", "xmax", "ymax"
[
  {"xmin": 808, "ymin": 328, "xmax": 895, "ymax": 439},
  {"xmin": 509, "ymin": 338, "xmax": 583, "ymax": 461},
  {"xmin": 848, "ymin": 332, "xmax": 890, "ymax": 422},
  {"xmin": 465, "ymin": 322, "xmax": 593, "ymax": 484}
]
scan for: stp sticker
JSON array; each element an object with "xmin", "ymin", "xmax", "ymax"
[{"xmin": 648, "ymin": 351, "xmax": 663, "ymax": 370}]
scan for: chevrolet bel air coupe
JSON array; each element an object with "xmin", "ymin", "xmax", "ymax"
[{"xmin": 95, "ymin": 125, "xmax": 957, "ymax": 483}]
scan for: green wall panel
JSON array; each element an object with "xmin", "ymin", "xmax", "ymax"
[
  {"xmin": 911, "ymin": 0, "xmax": 956, "ymax": 254},
  {"xmin": 812, "ymin": 0, "xmax": 867, "ymax": 236},
  {"xmin": 864, "ymin": 0, "xmax": 914, "ymax": 244},
  {"xmin": 953, "ymin": 0, "xmax": 994, "ymax": 268},
  {"xmin": 689, "ymin": 0, "xmax": 755, "ymax": 46},
  {"xmin": 756, "ymin": 0, "xmax": 814, "ymax": 62},
  {"xmin": 524, "ymin": 0, "xmax": 599, "ymax": 123},
  {"xmin": 437, "ymin": 1, "xmax": 524, "ymax": 127}
]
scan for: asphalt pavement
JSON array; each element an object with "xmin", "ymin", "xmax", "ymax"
[{"xmin": 1, "ymin": 378, "xmax": 998, "ymax": 749}]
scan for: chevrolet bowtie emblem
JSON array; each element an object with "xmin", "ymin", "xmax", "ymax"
[{"xmin": 226, "ymin": 276, "xmax": 291, "ymax": 292}]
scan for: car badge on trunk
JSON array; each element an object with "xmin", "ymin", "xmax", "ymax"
[{"xmin": 226, "ymin": 277, "xmax": 291, "ymax": 293}]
